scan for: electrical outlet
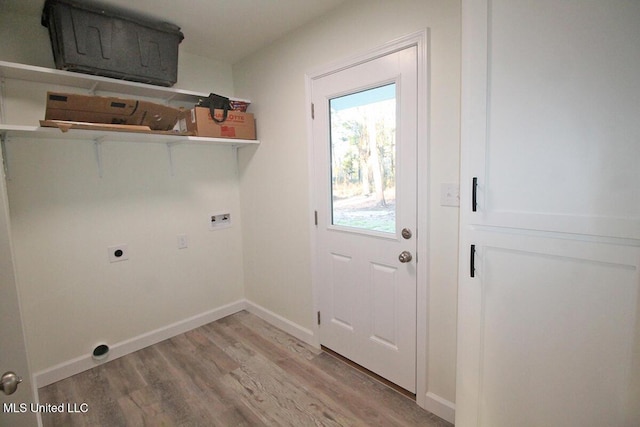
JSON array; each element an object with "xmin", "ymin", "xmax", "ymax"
[
  {"xmin": 108, "ymin": 244, "xmax": 128, "ymax": 262},
  {"xmin": 210, "ymin": 212, "xmax": 231, "ymax": 230}
]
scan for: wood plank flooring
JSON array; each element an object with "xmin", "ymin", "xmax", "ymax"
[{"xmin": 39, "ymin": 311, "xmax": 453, "ymax": 426}]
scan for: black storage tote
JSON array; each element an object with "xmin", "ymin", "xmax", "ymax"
[{"xmin": 42, "ymin": 0, "xmax": 184, "ymax": 87}]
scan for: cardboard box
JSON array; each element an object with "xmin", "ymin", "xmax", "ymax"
[
  {"xmin": 180, "ymin": 107, "xmax": 256, "ymax": 140},
  {"xmin": 45, "ymin": 92, "xmax": 182, "ymax": 131}
]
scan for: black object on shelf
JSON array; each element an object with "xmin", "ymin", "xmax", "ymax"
[{"xmin": 42, "ymin": 0, "xmax": 183, "ymax": 87}]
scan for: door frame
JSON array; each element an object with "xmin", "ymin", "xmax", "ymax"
[
  {"xmin": 0, "ymin": 147, "xmax": 39, "ymax": 427},
  {"xmin": 305, "ymin": 30, "xmax": 430, "ymax": 409}
]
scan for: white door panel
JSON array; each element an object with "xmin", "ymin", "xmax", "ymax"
[
  {"xmin": 327, "ymin": 252, "xmax": 356, "ymax": 330},
  {"xmin": 313, "ymin": 46, "xmax": 418, "ymax": 392},
  {"xmin": 458, "ymin": 232, "xmax": 640, "ymax": 427},
  {"xmin": 465, "ymin": 0, "xmax": 640, "ymax": 239}
]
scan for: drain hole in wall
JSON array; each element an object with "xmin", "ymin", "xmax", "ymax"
[{"xmin": 92, "ymin": 344, "xmax": 110, "ymax": 361}]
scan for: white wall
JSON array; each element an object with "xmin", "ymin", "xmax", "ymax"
[
  {"xmin": 0, "ymin": 10, "xmax": 243, "ymax": 374},
  {"xmin": 0, "ymin": 12, "xmax": 53, "ymax": 68},
  {"xmin": 234, "ymin": 0, "xmax": 461, "ymax": 404}
]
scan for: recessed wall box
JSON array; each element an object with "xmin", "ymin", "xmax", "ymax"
[{"xmin": 210, "ymin": 213, "xmax": 231, "ymax": 230}]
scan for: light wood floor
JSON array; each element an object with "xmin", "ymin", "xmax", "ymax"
[{"xmin": 39, "ymin": 311, "xmax": 453, "ymax": 426}]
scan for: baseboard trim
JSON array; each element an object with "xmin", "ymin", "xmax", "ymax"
[
  {"xmin": 244, "ymin": 300, "xmax": 317, "ymax": 347},
  {"xmin": 34, "ymin": 299, "xmax": 246, "ymax": 388},
  {"xmin": 424, "ymin": 391, "xmax": 456, "ymax": 424}
]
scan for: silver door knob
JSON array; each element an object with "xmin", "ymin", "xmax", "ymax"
[
  {"xmin": 399, "ymin": 251, "xmax": 412, "ymax": 263},
  {"xmin": 0, "ymin": 371, "xmax": 22, "ymax": 395}
]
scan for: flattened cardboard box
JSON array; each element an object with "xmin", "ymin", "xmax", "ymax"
[
  {"xmin": 180, "ymin": 107, "xmax": 256, "ymax": 140},
  {"xmin": 45, "ymin": 92, "xmax": 181, "ymax": 131}
]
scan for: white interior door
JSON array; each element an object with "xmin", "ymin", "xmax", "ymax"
[
  {"xmin": 312, "ymin": 46, "xmax": 418, "ymax": 393},
  {"xmin": 0, "ymin": 148, "xmax": 37, "ymax": 427}
]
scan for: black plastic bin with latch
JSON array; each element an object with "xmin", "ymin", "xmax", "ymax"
[{"xmin": 41, "ymin": 0, "xmax": 184, "ymax": 87}]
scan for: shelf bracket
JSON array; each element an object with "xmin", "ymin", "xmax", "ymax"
[
  {"xmin": 93, "ymin": 136, "xmax": 105, "ymax": 178},
  {"xmin": 166, "ymin": 142, "xmax": 178, "ymax": 176},
  {"xmin": 88, "ymin": 81, "xmax": 100, "ymax": 95},
  {"xmin": 164, "ymin": 93, "xmax": 177, "ymax": 105},
  {"xmin": 233, "ymin": 145, "xmax": 240, "ymax": 176},
  {"xmin": 0, "ymin": 77, "xmax": 6, "ymax": 125},
  {"xmin": 167, "ymin": 143, "xmax": 174, "ymax": 176},
  {"xmin": 1, "ymin": 132, "xmax": 10, "ymax": 181}
]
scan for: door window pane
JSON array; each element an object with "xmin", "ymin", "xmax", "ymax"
[{"xmin": 330, "ymin": 84, "xmax": 396, "ymax": 233}]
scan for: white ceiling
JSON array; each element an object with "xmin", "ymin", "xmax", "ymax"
[{"xmin": 2, "ymin": 0, "xmax": 348, "ymax": 63}]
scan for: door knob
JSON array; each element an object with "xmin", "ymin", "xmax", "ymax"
[
  {"xmin": 398, "ymin": 251, "xmax": 412, "ymax": 263},
  {"xmin": 0, "ymin": 371, "xmax": 22, "ymax": 395}
]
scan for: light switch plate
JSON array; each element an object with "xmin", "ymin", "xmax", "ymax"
[{"xmin": 440, "ymin": 183, "xmax": 460, "ymax": 207}]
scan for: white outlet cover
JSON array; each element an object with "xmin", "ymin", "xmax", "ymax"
[{"xmin": 108, "ymin": 244, "xmax": 129, "ymax": 262}]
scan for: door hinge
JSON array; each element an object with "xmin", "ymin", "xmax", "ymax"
[
  {"xmin": 317, "ymin": 311, "xmax": 321, "ymax": 325},
  {"xmin": 314, "ymin": 210, "xmax": 318, "ymax": 226},
  {"xmin": 311, "ymin": 103, "xmax": 315, "ymax": 119}
]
